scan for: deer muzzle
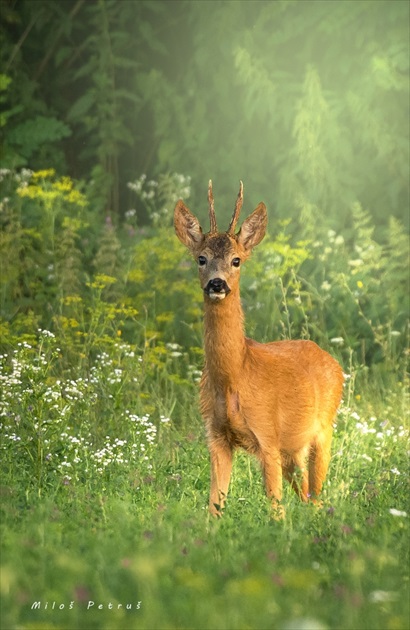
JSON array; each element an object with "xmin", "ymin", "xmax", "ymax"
[{"xmin": 204, "ymin": 278, "xmax": 231, "ymax": 301}]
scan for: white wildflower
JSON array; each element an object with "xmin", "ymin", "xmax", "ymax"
[
  {"xmin": 330, "ymin": 337, "xmax": 344, "ymax": 346},
  {"xmin": 369, "ymin": 590, "xmax": 399, "ymax": 603},
  {"xmin": 389, "ymin": 508, "xmax": 407, "ymax": 517}
]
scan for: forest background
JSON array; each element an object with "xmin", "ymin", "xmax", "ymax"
[{"xmin": 0, "ymin": 1, "xmax": 409, "ymax": 630}]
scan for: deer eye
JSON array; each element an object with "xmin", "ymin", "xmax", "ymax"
[
  {"xmin": 198, "ymin": 256, "xmax": 207, "ymax": 267},
  {"xmin": 232, "ymin": 257, "xmax": 241, "ymax": 268}
]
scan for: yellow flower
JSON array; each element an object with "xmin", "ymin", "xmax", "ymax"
[
  {"xmin": 156, "ymin": 312, "xmax": 174, "ymax": 323},
  {"xmin": 53, "ymin": 177, "xmax": 73, "ymax": 193},
  {"xmin": 16, "ymin": 185, "xmax": 58, "ymax": 206},
  {"xmin": 16, "ymin": 185, "xmax": 37, "ymax": 199},
  {"xmin": 31, "ymin": 169, "xmax": 56, "ymax": 180},
  {"xmin": 62, "ymin": 295, "xmax": 83, "ymax": 305},
  {"xmin": 357, "ymin": 280, "xmax": 364, "ymax": 289},
  {"xmin": 87, "ymin": 274, "xmax": 117, "ymax": 290},
  {"xmin": 66, "ymin": 188, "xmax": 87, "ymax": 207}
]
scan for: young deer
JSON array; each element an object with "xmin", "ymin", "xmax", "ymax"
[{"xmin": 174, "ymin": 181, "xmax": 344, "ymax": 517}]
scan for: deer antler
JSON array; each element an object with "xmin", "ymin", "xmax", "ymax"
[
  {"xmin": 208, "ymin": 180, "xmax": 217, "ymax": 233},
  {"xmin": 227, "ymin": 181, "xmax": 243, "ymax": 234}
]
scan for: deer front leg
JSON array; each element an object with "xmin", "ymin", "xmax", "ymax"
[
  {"xmin": 208, "ymin": 438, "xmax": 233, "ymax": 517},
  {"xmin": 261, "ymin": 448, "xmax": 285, "ymax": 519}
]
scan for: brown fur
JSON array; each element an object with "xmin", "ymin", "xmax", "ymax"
[{"xmin": 174, "ymin": 185, "xmax": 344, "ymax": 517}]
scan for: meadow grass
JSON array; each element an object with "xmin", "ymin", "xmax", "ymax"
[{"xmin": 0, "ymin": 331, "xmax": 408, "ymax": 630}]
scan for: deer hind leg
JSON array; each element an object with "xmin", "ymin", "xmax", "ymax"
[
  {"xmin": 208, "ymin": 438, "xmax": 233, "ymax": 517},
  {"xmin": 260, "ymin": 448, "xmax": 285, "ymax": 519},
  {"xmin": 308, "ymin": 428, "xmax": 333, "ymax": 501},
  {"xmin": 282, "ymin": 449, "xmax": 309, "ymax": 502}
]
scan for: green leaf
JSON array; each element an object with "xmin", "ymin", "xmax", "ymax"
[
  {"xmin": 67, "ymin": 91, "xmax": 96, "ymax": 121},
  {"xmin": 7, "ymin": 116, "xmax": 72, "ymax": 158}
]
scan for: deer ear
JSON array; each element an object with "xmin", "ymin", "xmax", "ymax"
[
  {"xmin": 237, "ymin": 203, "xmax": 267, "ymax": 251},
  {"xmin": 174, "ymin": 200, "xmax": 204, "ymax": 250}
]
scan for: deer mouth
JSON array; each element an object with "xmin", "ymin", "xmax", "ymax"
[
  {"xmin": 207, "ymin": 289, "xmax": 227, "ymax": 300},
  {"xmin": 204, "ymin": 278, "xmax": 231, "ymax": 300}
]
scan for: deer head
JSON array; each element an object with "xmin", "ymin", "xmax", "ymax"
[{"xmin": 174, "ymin": 181, "xmax": 267, "ymax": 301}]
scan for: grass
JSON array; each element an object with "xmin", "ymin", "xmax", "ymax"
[{"xmin": 0, "ymin": 331, "xmax": 409, "ymax": 630}]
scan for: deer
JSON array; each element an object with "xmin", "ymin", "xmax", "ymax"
[{"xmin": 174, "ymin": 181, "xmax": 344, "ymax": 518}]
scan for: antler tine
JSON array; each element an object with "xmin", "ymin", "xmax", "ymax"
[
  {"xmin": 228, "ymin": 180, "xmax": 243, "ymax": 234},
  {"xmin": 208, "ymin": 179, "xmax": 218, "ymax": 233}
]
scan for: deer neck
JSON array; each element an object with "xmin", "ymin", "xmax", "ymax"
[{"xmin": 203, "ymin": 288, "xmax": 246, "ymax": 389}]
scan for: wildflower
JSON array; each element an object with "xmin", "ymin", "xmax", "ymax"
[
  {"xmin": 390, "ymin": 468, "xmax": 400, "ymax": 475},
  {"xmin": 356, "ymin": 280, "xmax": 363, "ymax": 289},
  {"xmin": 32, "ymin": 169, "xmax": 56, "ymax": 180},
  {"xmin": 166, "ymin": 343, "xmax": 182, "ymax": 351},
  {"xmin": 341, "ymin": 525, "xmax": 353, "ymax": 535},
  {"xmin": 369, "ymin": 591, "xmax": 399, "ymax": 603},
  {"xmin": 125, "ymin": 208, "xmax": 137, "ymax": 218},
  {"xmin": 53, "ymin": 176, "xmax": 72, "ymax": 192},
  {"xmin": 87, "ymin": 275, "xmax": 117, "ymax": 289},
  {"xmin": 0, "ymin": 168, "xmax": 12, "ymax": 180},
  {"xmin": 38, "ymin": 329, "xmax": 56, "ymax": 339},
  {"xmin": 389, "ymin": 508, "xmax": 407, "ymax": 517},
  {"xmin": 281, "ymin": 618, "xmax": 327, "ymax": 630},
  {"xmin": 74, "ymin": 586, "xmax": 91, "ymax": 603},
  {"xmin": 65, "ymin": 188, "xmax": 87, "ymax": 207},
  {"xmin": 330, "ymin": 337, "xmax": 344, "ymax": 346}
]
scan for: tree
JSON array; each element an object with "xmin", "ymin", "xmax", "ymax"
[{"xmin": 1, "ymin": 0, "xmax": 408, "ymax": 230}]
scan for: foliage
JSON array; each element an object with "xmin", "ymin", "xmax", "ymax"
[
  {"xmin": 1, "ymin": 168, "xmax": 408, "ymax": 372},
  {"xmin": 0, "ymin": 0, "xmax": 408, "ymax": 228},
  {"xmin": 127, "ymin": 171, "xmax": 191, "ymax": 227}
]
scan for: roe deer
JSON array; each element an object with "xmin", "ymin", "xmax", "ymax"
[{"xmin": 174, "ymin": 181, "xmax": 344, "ymax": 517}]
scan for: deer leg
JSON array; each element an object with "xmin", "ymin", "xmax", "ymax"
[
  {"xmin": 261, "ymin": 449, "xmax": 284, "ymax": 518},
  {"xmin": 283, "ymin": 450, "xmax": 309, "ymax": 502},
  {"xmin": 308, "ymin": 429, "xmax": 332, "ymax": 501},
  {"xmin": 208, "ymin": 438, "xmax": 233, "ymax": 517}
]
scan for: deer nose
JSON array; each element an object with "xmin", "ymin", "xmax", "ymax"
[
  {"xmin": 206, "ymin": 278, "xmax": 230, "ymax": 294},
  {"xmin": 209, "ymin": 278, "xmax": 225, "ymax": 292}
]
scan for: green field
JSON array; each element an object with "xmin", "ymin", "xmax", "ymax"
[{"xmin": 0, "ymin": 328, "xmax": 408, "ymax": 630}]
